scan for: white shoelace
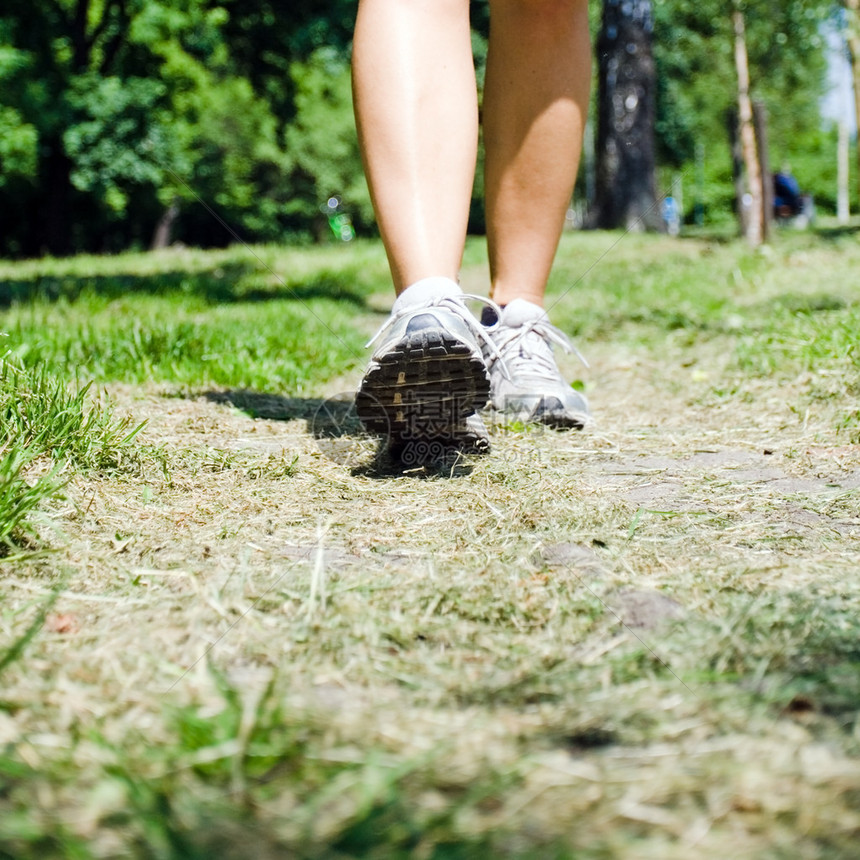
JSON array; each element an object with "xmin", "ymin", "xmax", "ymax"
[
  {"xmin": 366, "ymin": 293, "xmax": 505, "ymax": 364},
  {"xmin": 489, "ymin": 317, "xmax": 589, "ymax": 381}
]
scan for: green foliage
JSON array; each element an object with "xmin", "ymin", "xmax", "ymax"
[
  {"xmin": 0, "ymin": 1, "xmax": 356, "ymax": 255},
  {"xmin": 63, "ymin": 75, "xmax": 173, "ymax": 214},
  {"xmin": 0, "ymin": 107, "xmax": 37, "ymax": 186},
  {"xmin": 180, "ymin": 73, "xmax": 287, "ymax": 238},
  {"xmin": 788, "ymin": 122, "xmax": 858, "ymax": 213},
  {"xmin": 654, "ymin": 0, "xmax": 829, "ymax": 151},
  {"xmin": 0, "ymin": 36, "xmax": 38, "ymax": 188},
  {"xmin": 284, "ymin": 47, "xmax": 373, "ymax": 234}
]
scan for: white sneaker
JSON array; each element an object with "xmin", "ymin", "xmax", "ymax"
[
  {"xmin": 482, "ymin": 298, "xmax": 589, "ymax": 429},
  {"xmin": 356, "ymin": 278, "xmax": 496, "ymax": 460}
]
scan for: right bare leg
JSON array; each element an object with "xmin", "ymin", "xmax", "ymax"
[
  {"xmin": 483, "ymin": 0, "xmax": 591, "ymax": 308},
  {"xmin": 352, "ymin": 0, "xmax": 477, "ymax": 294}
]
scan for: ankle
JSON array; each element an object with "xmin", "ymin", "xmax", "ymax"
[{"xmin": 489, "ymin": 286, "xmax": 545, "ymax": 308}]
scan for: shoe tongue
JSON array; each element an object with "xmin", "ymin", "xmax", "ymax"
[{"xmin": 500, "ymin": 298, "xmax": 547, "ymax": 327}]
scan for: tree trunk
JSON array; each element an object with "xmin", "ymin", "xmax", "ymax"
[
  {"xmin": 753, "ymin": 101, "xmax": 773, "ymax": 242},
  {"xmin": 838, "ymin": 120, "xmax": 850, "ymax": 223},
  {"xmin": 733, "ymin": 8, "xmax": 762, "ymax": 246},
  {"xmin": 589, "ymin": 0, "xmax": 661, "ymax": 231},
  {"xmin": 151, "ymin": 200, "xmax": 181, "ymax": 250},
  {"xmin": 845, "ymin": 0, "xmax": 860, "ymax": 206},
  {"xmin": 726, "ymin": 108, "xmax": 748, "ymax": 237},
  {"xmin": 43, "ymin": 142, "xmax": 75, "ymax": 256}
]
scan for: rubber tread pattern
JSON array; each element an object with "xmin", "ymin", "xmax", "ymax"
[
  {"xmin": 530, "ymin": 395, "xmax": 587, "ymax": 430},
  {"xmin": 356, "ymin": 326, "xmax": 490, "ymax": 445}
]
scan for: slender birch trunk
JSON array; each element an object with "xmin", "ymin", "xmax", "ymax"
[
  {"xmin": 845, "ymin": 0, "xmax": 860, "ymax": 206},
  {"xmin": 753, "ymin": 101, "xmax": 773, "ymax": 241},
  {"xmin": 733, "ymin": 8, "xmax": 762, "ymax": 246},
  {"xmin": 838, "ymin": 121, "xmax": 850, "ymax": 223}
]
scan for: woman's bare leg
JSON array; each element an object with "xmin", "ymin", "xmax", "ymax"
[
  {"xmin": 483, "ymin": 0, "xmax": 591, "ymax": 307},
  {"xmin": 352, "ymin": 0, "xmax": 476, "ymax": 294}
]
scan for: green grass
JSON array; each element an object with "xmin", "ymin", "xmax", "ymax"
[
  {"xmin": 545, "ymin": 228, "xmax": 860, "ymax": 435},
  {"xmin": 0, "ymin": 363, "xmax": 144, "ymax": 470},
  {"xmin": 0, "ymin": 242, "xmax": 388, "ymax": 391},
  {"xmin": 3, "ymin": 232, "xmax": 858, "ymax": 407},
  {"xmin": 0, "ymin": 450, "xmax": 62, "ymax": 550},
  {"xmin": 3, "ymin": 294, "xmax": 366, "ymax": 391},
  {"xmin": 0, "ymin": 357, "xmax": 144, "ymax": 553},
  {"xmin": 1, "ymin": 228, "xmax": 860, "ymax": 858}
]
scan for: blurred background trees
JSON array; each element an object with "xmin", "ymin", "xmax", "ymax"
[
  {"xmin": 0, "ymin": 0, "xmax": 854, "ymax": 256},
  {"xmin": 645, "ymin": 0, "xmax": 836, "ymax": 237}
]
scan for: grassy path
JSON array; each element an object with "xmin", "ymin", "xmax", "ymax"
[{"xmin": 2, "ymin": 230, "xmax": 860, "ymax": 857}]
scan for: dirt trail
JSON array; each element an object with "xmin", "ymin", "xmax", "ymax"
[
  {"xmin": 69, "ymin": 326, "xmax": 857, "ymax": 648},
  {"xmin": 5, "ymin": 278, "xmax": 860, "ymax": 856}
]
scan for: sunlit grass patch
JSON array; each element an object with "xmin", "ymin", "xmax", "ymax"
[
  {"xmin": 3, "ymin": 295, "xmax": 368, "ymax": 392},
  {"xmin": 733, "ymin": 300, "xmax": 860, "ymax": 380},
  {"xmin": 0, "ymin": 363, "xmax": 144, "ymax": 471},
  {"xmin": 0, "ymin": 451, "xmax": 63, "ymax": 551},
  {"xmin": 0, "ymin": 242, "xmax": 389, "ymax": 392}
]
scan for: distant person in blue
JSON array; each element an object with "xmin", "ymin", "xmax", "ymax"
[
  {"xmin": 662, "ymin": 195, "xmax": 680, "ymax": 236},
  {"xmin": 774, "ymin": 168, "xmax": 802, "ymax": 219}
]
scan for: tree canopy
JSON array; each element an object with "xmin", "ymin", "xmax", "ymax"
[{"xmin": 0, "ymin": 0, "xmax": 847, "ymax": 257}]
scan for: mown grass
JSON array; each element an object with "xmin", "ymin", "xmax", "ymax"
[
  {"xmin": 1, "ymin": 231, "xmax": 858, "ymax": 405},
  {"xmin": 546, "ymin": 227, "xmax": 860, "ymax": 438},
  {"xmin": 1, "ymin": 226, "xmax": 859, "ymax": 858}
]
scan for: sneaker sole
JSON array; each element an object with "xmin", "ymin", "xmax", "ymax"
[
  {"xmin": 531, "ymin": 397, "xmax": 589, "ymax": 430},
  {"xmin": 492, "ymin": 396, "xmax": 589, "ymax": 431},
  {"xmin": 356, "ymin": 326, "xmax": 490, "ymax": 447}
]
